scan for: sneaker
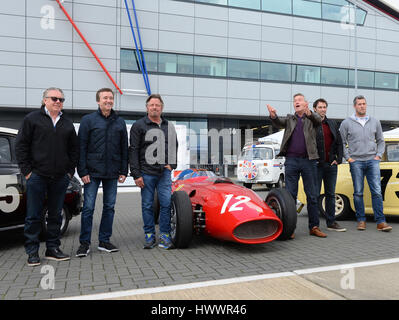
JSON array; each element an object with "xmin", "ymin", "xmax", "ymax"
[
  {"xmin": 309, "ymin": 226, "xmax": 327, "ymax": 238},
  {"xmin": 377, "ymin": 222, "xmax": 392, "ymax": 232},
  {"xmin": 76, "ymin": 243, "xmax": 90, "ymax": 257},
  {"xmin": 158, "ymin": 233, "xmax": 175, "ymax": 250},
  {"xmin": 357, "ymin": 221, "xmax": 366, "ymax": 231},
  {"xmin": 45, "ymin": 248, "xmax": 70, "ymax": 261},
  {"xmin": 143, "ymin": 233, "xmax": 156, "ymax": 249},
  {"xmin": 98, "ymin": 241, "xmax": 119, "ymax": 253},
  {"xmin": 27, "ymin": 252, "xmax": 40, "ymax": 267},
  {"xmin": 327, "ymin": 222, "xmax": 347, "ymax": 232}
]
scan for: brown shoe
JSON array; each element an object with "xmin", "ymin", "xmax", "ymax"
[
  {"xmin": 377, "ymin": 222, "xmax": 392, "ymax": 232},
  {"xmin": 357, "ymin": 221, "xmax": 366, "ymax": 230},
  {"xmin": 309, "ymin": 226, "xmax": 327, "ymax": 238}
]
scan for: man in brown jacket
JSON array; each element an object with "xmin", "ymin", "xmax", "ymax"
[{"xmin": 267, "ymin": 93, "xmax": 325, "ymax": 238}]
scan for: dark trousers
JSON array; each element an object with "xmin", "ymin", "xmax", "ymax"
[
  {"xmin": 25, "ymin": 173, "xmax": 69, "ymax": 255},
  {"xmin": 284, "ymin": 157, "xmax": 319, "ymax": 229},
  {"xmin": 316, "ymin": 162, "xmax": 338, "ymax": 227}
]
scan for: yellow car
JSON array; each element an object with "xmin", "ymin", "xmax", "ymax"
[{"xmin": 297, "ymin": 133, "xmax": 399, "ymax": 220}]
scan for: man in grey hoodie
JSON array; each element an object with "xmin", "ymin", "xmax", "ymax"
[{"xmin": 339, "ymin": 95, "xmax": 392, "ymax": 232}]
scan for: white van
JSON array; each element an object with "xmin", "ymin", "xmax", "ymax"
[{"xmin": 237, "ymin": 140, "xmax": 285, "ymax": 189}]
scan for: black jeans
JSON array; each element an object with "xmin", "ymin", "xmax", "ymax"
[
  {"xmin": 24, "ymin": 173, "xmax": 69, "ymax": 255},
  {"xmin": 316, "ymin": 162, "xmax": 338, "ymax": 227}
]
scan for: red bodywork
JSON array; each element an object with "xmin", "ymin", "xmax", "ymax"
[{"xmin": 172, "ymin": 170, "xmax": 283, "ymax": 244}]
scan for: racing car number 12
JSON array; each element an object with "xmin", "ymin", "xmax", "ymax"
[{"xmin": 221, "ymin": 194, "xmax": 250, "ymax": 214}]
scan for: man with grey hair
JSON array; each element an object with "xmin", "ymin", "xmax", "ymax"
[
  {"xmin": 15, "ymin": 87, "xmax": 79, "ymax": 266},
  {"xmin": 129, "ymin": 94, "xmax": 178, "ymax": 250},
  {"xmin": 339, "ymin": 95, "xmax": 392, "ymax": 232},
  {"xmin": 267, "ymin": 93, "xmax": 324, "ymax": 238}
]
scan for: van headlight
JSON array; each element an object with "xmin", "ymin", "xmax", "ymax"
[{"xmin": 262, "ymin": 168, "xmax": 269, "ymax": 175}]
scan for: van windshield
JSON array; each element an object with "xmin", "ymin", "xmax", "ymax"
[{"xmin": 240, "ymin": 147, "xmax": 273, "ymax": 160}]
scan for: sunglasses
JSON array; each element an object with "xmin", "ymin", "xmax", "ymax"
[{"xmin": 46, "ymin": 96, "xmax": 65, "ymax": 103}]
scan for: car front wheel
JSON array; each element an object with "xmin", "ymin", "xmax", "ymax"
[{"xmin": 170, "ymin": 191, "xmax": 193, "ymax": 248}]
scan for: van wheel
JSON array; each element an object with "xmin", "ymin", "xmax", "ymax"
[
  {"xmin": 275, "ymin": 175, "xmax": 284, "ymax": 188},
  {"xmin": 243, "ymin": 183, "xmax": 252, "ymax": 189}
]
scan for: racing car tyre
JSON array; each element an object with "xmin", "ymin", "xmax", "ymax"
[
  {"xmin": 153, "ymin": 191, "xmax": 160, "ymax": 224},
  {"xmin": 318, "ymin": 193, "xmax": 353, "ymax": 221},
  {"xmin": 171, "ymin": 191, "xmax": 193, "ymax": 248},
  {"xmin": 40, "ymin": 205, "xmax": 70, "ymax": 241},
  {"xmin": 265, "ymin": 188, "xmax": 297, "ymax": 240}
]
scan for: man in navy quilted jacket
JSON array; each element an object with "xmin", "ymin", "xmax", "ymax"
[{"xmin": 76, "ymin": 88, "xmax": 128, "ymax": 257}]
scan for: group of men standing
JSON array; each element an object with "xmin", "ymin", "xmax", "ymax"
[
  {"xmin": 15, "ymin": 86, "xmax": 392, "ymax": 266},
  {"xmin": 16, "ymin": 87, "xmax": 177, "ymax": 266},
  {"xmin": 267, "ymin": 93, "xmax": 392, "ymax": 238}
]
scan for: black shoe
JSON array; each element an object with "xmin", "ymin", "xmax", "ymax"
[
  {"xmin": 76, "ymin": 243, "xmax": 90, "ymax": 257},
  {"xmin": 327, "ymin": 222, "xmax": 347, "ymax": 232},
  {"xmin": 45, "ymin": 248, "xmax": 71, "ymax": 261},
  {"xmin": 98, "ymin": 242, "xmax": 119, "ymax": 253},
  {"xmin": 27, "ymin": 252, "xmax": 40, "ymax": 267}
]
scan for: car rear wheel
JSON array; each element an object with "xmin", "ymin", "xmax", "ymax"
[
  {"xmin": 40, "ymin": 205, "xmax": 70, "ymax": 241},
  {"xmin": 275, "ymin": 175, "xmax": 285, "ymax": 188},
  {"xmin": 318, "ymin": 193, "xmax": 353, "ymax": 220},
  {"xmin": 266, "ymin": 188, "xmax": 297, "ymax": 240},
  {"xmin": 170, "ymin": 191, "xmax": 193, "ymax": 248}
]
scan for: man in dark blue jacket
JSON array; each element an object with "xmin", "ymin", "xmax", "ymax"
[{"xmin": 76, "ymin": 88, "xmax": 128, "ymax": 257}]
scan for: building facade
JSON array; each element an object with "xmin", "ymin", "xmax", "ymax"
[{"xmin": 1, "ymin": 0, "xmax": 399, "ymax": 169}]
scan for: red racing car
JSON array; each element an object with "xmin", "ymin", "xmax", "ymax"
[{"xmin": 154, "ymin": 169, "xmax": 297, "ymax": 248}]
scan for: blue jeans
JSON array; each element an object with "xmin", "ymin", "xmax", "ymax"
[
  {"xmin": 141, "ymin": 169, "xmax": 172, "ymax": 234},
  {"xmin": 316, "ymin": 162, "xmax": 338, "ymax": 227},
  {"xmin": 349, "ymin": 160, "xmax": 386, "ymax": 224},
  {"xmin": 25, "ymin": 173, "xmax": 69, "ymax": 255},
  {"xmin": 79, "ymin": 178, "xmax": 118, "ymax": 244},
  {"xmin": 285, "ymin": 157, "xmax": 319, "ymax": 229}
]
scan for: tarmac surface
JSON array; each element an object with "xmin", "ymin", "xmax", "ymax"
[{"xmin": 1, "ymin": 186, "xmax": 399, "ymax": 300}]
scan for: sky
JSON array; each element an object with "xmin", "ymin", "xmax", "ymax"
[{"xmin": 380, "ymin": 0, "xmax": 399, "ymax": 11}]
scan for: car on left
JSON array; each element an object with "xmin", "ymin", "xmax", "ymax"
[{"xmin": 0, "ymin": 127, "xmax": 82, "ymax": 236}]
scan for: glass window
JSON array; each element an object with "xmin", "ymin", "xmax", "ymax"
[
  {"xmin": 321, "ymin": 67, "xmax": 348, "ymax": 85},
  {"xmin": 229, "ymin": 0, "xmax": 260, "ymax": 10},
  {"xmin": 356, "ymin": 7, "xmax": 367, "ymax": 25},
  {"xmin": 194, "ymin": 56, "xmax": 227, "ymax": 77},
  {"xmin": 196, "ymin": 0, "xmax": 227, "ymax": 5},
  {"xmin": 240, "ymin": 147, "xmax": 273, "ymax": 160},
  {"xmin": 293, "ymin": 0, "xmax": 322, "ymax": 19},
  {"xmin": 349, "ymin": 70, "xmax": 374, "ymax": 88},
  {"xmin": 261, "ymin": 62, "xmax": 291, "ymax": 82},
  {"xmin": 296, "ymin": 65, "xmax": 321, "ymax": 83},
  {"xmin": 158, "ymin": 53, "xmax": 177, "ymax": 73},
  {"xmin": 386, "ymin": 143, "xmax": 399, "ymax": 162},
  {"xmin": 228, "ymin": 59, "xmax": 260, "ymax": 80},
  {"xmin": 322, "ymin": 3, "xmax": 347, "ymax": 21},
  {"xmin": 323, "ymin": 0, "xmax": 347, "ymax": 5},
  {"xmin": 0, "ymin": 137, "xmax": 11, "ymax": 164},
  {"xmin": 375, "ymin": 72, "xmax": 399, "ymax": 90},
  {"xmin": 142, "ymin": 51, "xmax": 158, "ymax": 72},
  {"xmin": 262, "ymin": 0, "xmax": 292, "ymax": 14},
  {"xmin": 120, "ymin": 49, "xmax": 139, "ymax": 71},
  {"xmin": 177, "ymin": 54, "xmax": 194, "ymax": 75}
]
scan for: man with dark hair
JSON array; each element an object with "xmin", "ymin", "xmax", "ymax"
[
  {"xmin": 129, "ymin": 93, "xmax": 178, "ymax": 249},
  {"xmin": 313, "ymin": 98, "xmax": 346, "ymax": 232},
  {"xmin": 16, "ymin": 87, "xmax": 79, "ymax": 266},
  {"xmin": 340, "ymin": 95, "xmax": 392, "ymax": 232},
  {"xmin": 76, "ymin": 88, "xmax": 128, "ymax": 257},
  {"xmin": 267, "ymin": 93, "xmax": 325, "ymax": 238}
]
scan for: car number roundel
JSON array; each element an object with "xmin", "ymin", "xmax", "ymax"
[{"xmin": 242, "ymin": 160, "xmax": 258, "ymax": 179}]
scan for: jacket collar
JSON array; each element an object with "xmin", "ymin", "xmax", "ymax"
[
  {"xmin": 145, "ymin": 115, "xmax": 167, "ymax": 125},
  {"xmin": 97, "ymin": 107, "xmax": 116, "ymax": 119}
]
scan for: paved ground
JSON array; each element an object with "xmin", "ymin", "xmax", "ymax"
[{"xmin": 1, "ymin": 187, "xmax": 399, "ymax": 300}]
